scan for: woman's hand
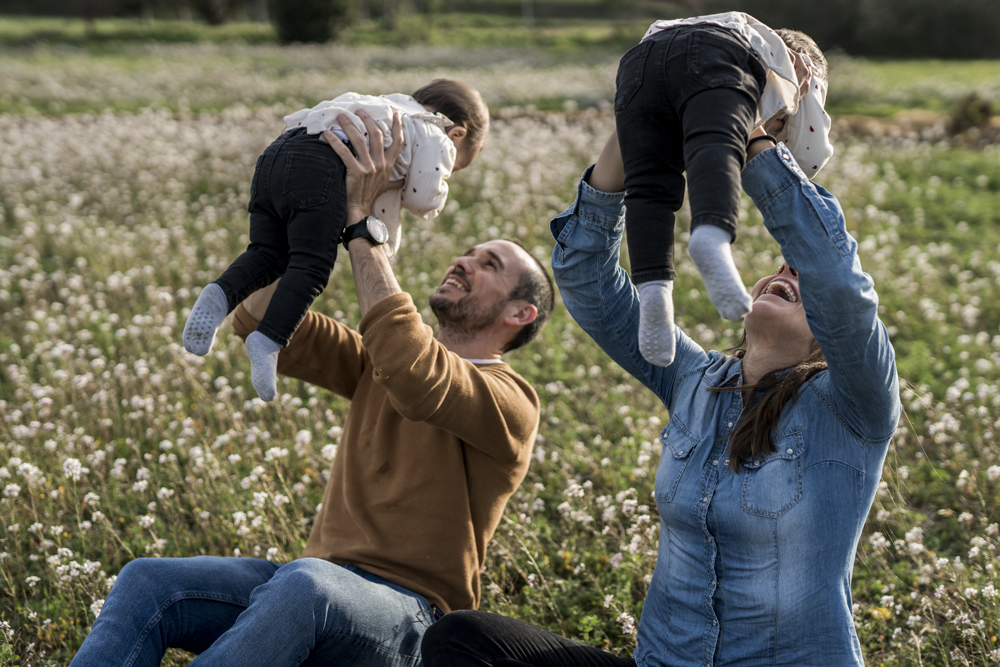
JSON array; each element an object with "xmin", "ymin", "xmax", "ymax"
[{"xmin": 322, "ymin": 110, "xmax": 405, "ymax": 224}]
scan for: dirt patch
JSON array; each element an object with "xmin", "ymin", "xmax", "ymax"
[{"xmin": 833, "ymin": 110, "xmax": 1000, "ymax": 147}]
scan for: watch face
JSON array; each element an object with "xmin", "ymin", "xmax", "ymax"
[{"xmin": 367, "ymin": 217, "xmax": 389, "ymax": 244}]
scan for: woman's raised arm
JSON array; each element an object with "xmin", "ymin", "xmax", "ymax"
[{"xmin": 742, "ymin": 144, "xmax": 900, "ymax": 441}]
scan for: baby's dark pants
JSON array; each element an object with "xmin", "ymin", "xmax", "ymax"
[
  {"xmin": 615, "ymin": 25, "xmax": 767, "ymax": 284},
  {"xmin": 214, "ymin": 127, "xmax": 348, "ymax": 347}
]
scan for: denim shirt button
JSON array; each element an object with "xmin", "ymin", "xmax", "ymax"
[
  {"xmin": 712, "ymin": 619, "xmax": 718, "ymax": 626},
  {"xmin": 712, "ymin": 459, "xmax": 718, "ymax": 465},
  {"xmin": 727, "ymin": 421, "xmax": 733, "ymax": 428},
  {"xmin": 723, "ymin": 459, "xmax": 729, "ymax": 466},
  {"xmin": 786, "ymin": 448, "xmax": 794, "ymax": 455},
  {"xmin": 702, "ymin": 497, "xmax": 709, "ymax": 503}
]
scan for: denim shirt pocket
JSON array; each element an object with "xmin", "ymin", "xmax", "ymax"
[
  {"xmin": 615, "ymin": 40, "xmax": 653, "ymax": 112},
  {"xmin": 655, "ymin": 421, "xmax": 700, "ymax": 504},
  {"xmin": 740, "ymin": 429, "xmax": 804, "ymax": 518}
]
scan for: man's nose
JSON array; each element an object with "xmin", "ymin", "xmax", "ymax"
[{"xmin": 453, "ymin": 255, "xmax": 475, "ymax": 273}]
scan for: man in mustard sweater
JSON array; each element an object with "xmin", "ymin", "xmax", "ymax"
[{"xmin": 70, "ymin": 112, "xmax": 552, "ymax": 667}]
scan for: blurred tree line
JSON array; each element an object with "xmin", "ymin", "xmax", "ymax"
[{"xmin": 0, "ymin": 0, "xmax": 997, "ymax": 56}]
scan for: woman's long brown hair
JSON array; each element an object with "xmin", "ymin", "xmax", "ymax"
[{"xmin": 710, "ymin": 336, "xmax": 828, "ymax": 472}]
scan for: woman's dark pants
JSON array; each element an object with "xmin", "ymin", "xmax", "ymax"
[
  {"xmin": 615, "ymin": 25, "xmax": 767, "ymax": 284},
  {"xmin": 214, "ymin": 127, "xmax": 348, "ymax": 347},
  {"xmin": 421, "ymin": 610, "xmax": 637, "ymax": 667}
]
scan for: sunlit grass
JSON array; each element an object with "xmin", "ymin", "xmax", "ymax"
[{"xmin": 2, "ymin": 45, "xmax": 1000, "ymax": 666}]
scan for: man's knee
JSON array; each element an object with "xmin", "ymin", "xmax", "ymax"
[
  {"xmin": 262, "ymin": 558, "xmax": 347, "ymax": 607},
  {"xmin": 115, "ymin": 557, "xmax": 165, "ymax": 593}
]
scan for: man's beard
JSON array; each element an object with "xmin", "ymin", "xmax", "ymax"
[{"xmin": 429, "ymin": 292, "xmax": 506, "ymax": 340}]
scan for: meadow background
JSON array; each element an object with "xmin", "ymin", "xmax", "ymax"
[{"xmin": 2, "ymin": 7, "xmax": 1000, "ymax": 666}]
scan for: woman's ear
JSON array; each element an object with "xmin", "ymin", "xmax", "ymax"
[{"xmin": 446, "ymin": 125, "xmax": 468, "ymax": 142}]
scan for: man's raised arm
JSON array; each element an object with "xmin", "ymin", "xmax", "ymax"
[{"xmin": 322, "ymin": 111, "xmax": 405, "ymax": 318}]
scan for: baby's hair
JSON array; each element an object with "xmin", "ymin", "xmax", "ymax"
[
  {"xmin": 774, "ymin": 29, "xmax": 828, "ymax": 83},
  {"xmin": 412, "ymin": 79, "xmax": 490, "ymax": 151}
]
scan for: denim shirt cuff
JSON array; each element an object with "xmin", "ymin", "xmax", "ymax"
[
  {"xmin": 741, "ymin": 143, "xmax": 803, "ymax": 213},
  {"xmin": 572, "ymin": 164, "xmax": 627, "ymax": 231}
]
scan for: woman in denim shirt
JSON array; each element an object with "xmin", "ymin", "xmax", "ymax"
[{"xmin": 421, "ymin": 130, "xmax": 900, "ymax": 666}]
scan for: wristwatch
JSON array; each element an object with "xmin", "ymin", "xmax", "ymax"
[{"xmin": 342, "ymin": 215, "xmax": 389, "ymax": 250}]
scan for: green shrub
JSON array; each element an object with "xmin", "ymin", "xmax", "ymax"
[
  {"xmin": 270, "ymin": 0, "xmax": 351, "ymax": 44},
  {"xmin": 950, "ymin": 92, "xmax": 994, "ymax": 135}
]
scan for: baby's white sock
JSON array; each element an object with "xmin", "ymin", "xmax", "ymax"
[
  {"xmin": 637, "ymin": 280, "xmax": 676, "ymax": 367},
  {"xmin": 688, "ymin": 226, "xmax": 752, "ymax": 321},
  {"xmin": 245, "ymin": 331, "xmax": 282, "ymax": 402},
  {"xmin": 183, "ymin": 283, "xmax": 230, "ymax": 356}
]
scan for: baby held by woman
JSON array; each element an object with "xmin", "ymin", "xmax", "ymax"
[{"xmin": 615, "ymin": 12, "xmax": 834, "ymax": 366}]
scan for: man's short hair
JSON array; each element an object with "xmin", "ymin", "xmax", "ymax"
[{"xmin": 503, "ymin": 241, "xmax": 554, "ymax": 353}]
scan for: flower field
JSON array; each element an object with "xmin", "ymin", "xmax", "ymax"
[{"xmin": 2, "ymin": 44, "xmax": 1000, "ymax": 666}]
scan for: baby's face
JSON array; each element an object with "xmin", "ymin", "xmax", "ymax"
[
  {"xmin": 453, "ymin": 142, "xmax": 481, "ymax": 172},
  {"xmin": 445, "ymin": 125, "xmax": 483, "ymax": 172}
]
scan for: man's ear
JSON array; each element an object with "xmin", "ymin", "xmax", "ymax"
[
  {"xmin": 504, "ymin": 302, "xmax": 538, "ymax": 328},
  {"xmin": 446, "ymin": 125, "xmax": 468, "ymax": 142}
]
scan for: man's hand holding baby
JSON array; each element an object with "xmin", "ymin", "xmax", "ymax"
[{"xmin": 323, "ymin": 110, "xmax": 405, "ymax": 226}]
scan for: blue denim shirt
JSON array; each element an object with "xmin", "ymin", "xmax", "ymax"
[{"xmin": 550, "ymin": 144, "xmax": 900, "ymax": 667}]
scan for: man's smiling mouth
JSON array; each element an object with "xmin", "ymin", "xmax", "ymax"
[{"xmin": 442, "ymin": 276, "xmax": 468, "ymax": 292}]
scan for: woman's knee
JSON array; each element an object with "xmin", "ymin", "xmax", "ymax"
[{"xmin": 422, "ymin": 610, "xmax": 497, "ymax": 661}]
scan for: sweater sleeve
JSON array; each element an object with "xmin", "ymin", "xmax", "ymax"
[
  {"xmin": 232, "ymin": 304, "xmax": 368, "ymax": 399},
  {"xmin": 399, "ymin": 120, "xmax": 455, "ymax": 220},
  {"xmin": 357, "ymin": 293, "xmax": 540, "ymax": 463}
]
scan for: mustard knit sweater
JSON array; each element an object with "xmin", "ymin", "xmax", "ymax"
[{"xmin": 233, "ymin": 293, "xmax": 539, "ymax": 612}]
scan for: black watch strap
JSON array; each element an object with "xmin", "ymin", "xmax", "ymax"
[{"xmin": 342, "ymin": 216, "xmax": 388, "ymax": 249}]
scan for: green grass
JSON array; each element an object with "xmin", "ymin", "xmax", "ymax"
[
  {"xmin": 0, "ymin": 14, "xmax": 652, "ymax": 53},
  {"xmin": 2, "ymin": 42, "xmax": 1000, "ymax": 666}
]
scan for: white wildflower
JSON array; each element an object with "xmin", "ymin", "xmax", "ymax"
[{"xmin": 616, "ymin": 612, "xmax": 637, "ymax": 635}]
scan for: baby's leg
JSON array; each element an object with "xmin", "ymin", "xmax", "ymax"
[
  {"xmin": 249, "ymin": 138, "xmax": 348, "ymax": 401},
  {"xmin": 185, "ymin": 145, "xmax": 288, "ymax": 357},
  {"xmin": 681, "ymin": 45, "xmax": 763, "ymax": 321},
  {"xmin": 183, "ymin": 283, "xmax": 231, "ymax": 356},
  {"xmin": 616, "ymin": 40, "xmax": 687, "ymax": 367}
]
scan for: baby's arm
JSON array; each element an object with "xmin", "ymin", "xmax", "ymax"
[{"xmin": 399, "ymin": 120, "xmax": 455, "ymax": 220}]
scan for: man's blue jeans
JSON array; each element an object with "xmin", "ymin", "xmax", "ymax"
[{"xmin": 69, "ymin": 556, "xmax": 435, "ymax": 667}]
